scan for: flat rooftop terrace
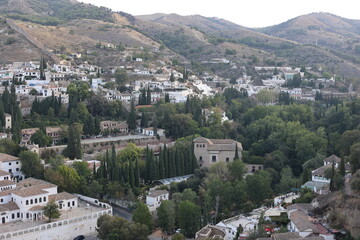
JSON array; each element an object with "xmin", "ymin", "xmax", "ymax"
[{"xmin": 0, "ymin": 200, "xmax": 111, "ymax": 234}]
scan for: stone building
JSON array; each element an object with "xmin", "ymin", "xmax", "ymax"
[{"xmin": 193, "ymin": 137, "xmax": 243, "ymax": 168}]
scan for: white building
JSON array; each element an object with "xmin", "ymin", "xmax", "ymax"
[
  {"xmin": 0, "ymin": 178, "xmax": 78, "ymax": 225},
  {"xmin": 216, "ymin": 215, "xmax": 258, "ymax": 240},
  {"xmin": 146, "ymin": 189, "xmax": 169, "ymax": 212},
  {"xmin": 0, "ymin": 153, "xmax": 24, "ymax": 181}
]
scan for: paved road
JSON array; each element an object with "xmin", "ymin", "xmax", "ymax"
[
  {"xmin": 81, "ymin": 135, "xmax": 152, "ymax": 144},
  {"xmin": 112, "ymin": 205, "xmax": 133, "ymax": 221}
]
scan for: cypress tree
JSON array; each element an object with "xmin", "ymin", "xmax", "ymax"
[
  {"xmin": 140, "ymin": 112, "xmax": 148, "ymax": 128},
  {"xmin": 146, "ymin": 87, "xmax": 151, "ymax": 105},
  {"xmin": 135, "ymin": 159, "xmax": 140, "ymax": 187},
  {"xmin": 163, "ymin": 144, "xmax": 169, "ymax": 177},
  {"xmin": 234, "ymin": 143, "xmax": 239, "ymax": 160},
  {"xmin": 145, "ymin": 146, "xmax": 150, "ymax": 182},
  {"xmin": 149, "ymin": 150, "xmax": 157, "ymax": 182},
  {"xmin": 129, "ymin": 161, "xmax": 135, "ymax": 188},
  {"xmin": 0, "ymin": 100, "xmax": 4, "ymax": 128},
  {"xmin": 127, "ymin": 100, "xmax": 137, "ymax": 131},
  {"xmin": 158, "ymin": 149, "xmax": 165, "ymax": 179},
  {"xmin": 74, "ymin": 125, "xmax": 83, "ymax": 159},
  {"xmin": 165, "ymin": 93, "xmax": 170, "ymax": 103},
  {"xmin": 175, "ymin": 148, "xmax": 181, "ymax": 176},
  {"xmin": 339, "ymin": 157, "xmax": 346, "ymax": 177},
  {"xmin": 2, "ymin": 87, "xmax": 10, "ymax": 113},
  {"xmin": 170, "ymin": 149, "xmax": 176, "ymax": 177},
  {"xmin": 124, "ymin": 162, "xmax": 130, "ymax": 183}
]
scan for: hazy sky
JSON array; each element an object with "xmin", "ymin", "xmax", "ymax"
[{"xmin": 79, "ymin": 0, "xmax": 359, "ymax": 28}]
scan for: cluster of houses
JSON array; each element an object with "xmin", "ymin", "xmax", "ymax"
[
  {"xmin": 195, "ymin": 202, "xmax": 337, "ymax": 240},
  {"xmin": 301, "ymin": 155, "xmax": 351, "ymax": 195}
]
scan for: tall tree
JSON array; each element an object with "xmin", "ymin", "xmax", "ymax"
[
  {"xmin": 178, "ymin": 200, "xmax": 201, "ymax": 237},
  {"xmin": 19, "ymin": 151, "xmax": 44, "ymax": 179},
  {"xmin": 132, "ymin": 202, "xmax": 153, "ymax": 231},
  {"xmin": 127, "ymin": 100, "xmax": 137, "ymax": 131},
  {"xmin": 97, "ymin": 214, "xmax": 148, "ymax": 240},
  {"xmin": 157, "ymin": 200, "xmax": 176, "ymax": 233},
  {"xmin": 146, "ymin": 87, "xmax": 151, "ymax": 105}
]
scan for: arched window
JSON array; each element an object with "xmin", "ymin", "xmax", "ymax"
[{"xmin": 26, "ymin": 200, "xmax": 29, "ymax": 205}]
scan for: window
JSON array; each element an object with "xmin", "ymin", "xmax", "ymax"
[
  {"xmin": 16, "ymin": 168, "xmax": 19, "ymax": 171},
  {"xmin": 39, "ymin": 198, "xmax": 42, "ymax": 203},
  {"xmin": 72, "ymin": 201, "xmax": 75, "ymax": 206},
  {"xmin": 226, "ymin": 157, "xmax": 230, "ymax": 162},
  {"xmin": 30, "ymin": 199, "xmax": 33, "ymax": 204},
  {"xmin": 8, "ymin": 169, "xmax": 12, "ymax": 173},
  {"xmin": 43, "ymin": 197, "xmax": 46, "ymax": 201},
  {"xmin": 199, "ymin": 156, "xmax": 203, "ymax": 162},
  {"xmin": 16, "ymin": 162, "xmax": 19, "ymax": 165},
  {"xmin": 252, "ymin": 166, "xmax": 256, "ymax": 172},
  {"xmin": 258, "ymin": 166, "xmax": 262, "ymax": 170},
  {"xmin": 68, "ymin": 202, "xmax": 70, "ymax": 207},
  {"xmin": 8, "ymin": 162, "xmax": 11, "ymax": 165},
  {"xmin": 26, "ymin": 200, "xmax": 29, "ymax": 205},
  {"xmin": 35, "ymin": 199, "xmax": 38, "ymax": 204},
  {"xmin": 0, "ymin": 199, "xmax": 3, "ymax": 203},
  {"xmin": 12, "ymin": 214, "xmax": 14, "ymax": 219},
  {"xmin": 212, "ymin": 156, "xmax": 217, "ymax": 162},
  {"xmin": 17, "ymin": 213, "xmax": 20, "ymax": 218}
]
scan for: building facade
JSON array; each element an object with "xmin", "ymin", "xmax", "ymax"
[{"xmin": 193, "ymin": 137, "xmax": 243, "ymax": 168}]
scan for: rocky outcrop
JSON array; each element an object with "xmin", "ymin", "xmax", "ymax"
[{"xmin": 314, "ymin": 191, "xmax": 360, "ymax": 238}]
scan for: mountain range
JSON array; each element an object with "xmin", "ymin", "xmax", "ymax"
[{"xmin": 1, "ymin": 0, "xmax": 360, "ymax": 80}]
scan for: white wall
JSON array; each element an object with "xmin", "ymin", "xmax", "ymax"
[{"xmin": 0, "ymin": 209, "xmax": 112, "ymax": 240}]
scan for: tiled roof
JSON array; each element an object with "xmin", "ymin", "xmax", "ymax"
[
  {"xmin": 0, "ymin": 169, "xmax": 10, "ymax": 177},
  {"xmin": 12, "ymin": 186, "xmax": 48, "ymax": 198},
  {"xmin": 272, "ymin": 232, "xmax": 300, "ymax": 240},
  {"xmin": 323, "ymin": 155, "xmax": 341, "ymax": 164},
  {"xmin": 0, "ymin": 202, "xmax": 19, "ymax": 212},
  {"xmin": 17, "ymin": 178, "xmax": 57, "ymax": 189},
  {"xmin": 312, "ymin": 165, "xmax": 332, "ymax": 177},
  {"xmin": 289, "ymin": 210, "xmax": 318, "ymax": 232},
  {"xmin": 0, "ymin": 153, "xmax": 19, "ymax": 162},
  {"xmin": 29, "ymin": 205, "xmax": 45, "ymax": 211},
  {"xmin": 49, "ymin": 192, "xmax": 77, "ymax": 202},
  {"xmin": 286, "ymin": 203, "xmax": 314, "ymax": 213},
  {"xmin": 147, "ymin": 190, "xmax": 168, "ymax": 198},
  {"xmin": 0, "ymin": 180, "xmax": 16, "ymax": 187}
]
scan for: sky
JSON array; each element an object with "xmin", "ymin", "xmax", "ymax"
[{"xmin": 79, "ymin": 0, "xmax": 359, "ymax": 28}]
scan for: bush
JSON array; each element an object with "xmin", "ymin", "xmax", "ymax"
[{"xmin": 5, "ymin": 37, "xmax": 16, "ymax": 45}]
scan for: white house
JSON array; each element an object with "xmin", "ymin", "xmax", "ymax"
[
  {"xmin": 146, "ymin": 189, "xmax": 169, "ymax": 212},
  {"xmin": 288, "ymin": 209, "xmax": 318, "ymax": 237},
  {"xmin": 0, "ymin": 178, "xmax": 78, "ymax": 225},
  {"xmin": 216, "ymin": 215, "xmax": 258, "ymax": 240},
  {"xmin": 0, "ymin": 153, "xmax": 24, "ymax": 181}
]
